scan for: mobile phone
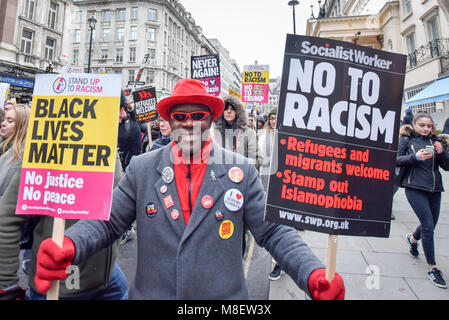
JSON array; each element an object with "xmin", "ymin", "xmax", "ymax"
[{"xmin": 425, "ymin": 145, "xmax": 435, "ymax": 154}]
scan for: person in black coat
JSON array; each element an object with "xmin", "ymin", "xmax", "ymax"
[
  {"xmin": 150, "ymin": 117, "xmax": 171, "ymax": 151},
  {"xmin": 402, "ymin": 108, "xmax": 413, "ymax": 126},
  {"xmin": 117, "ymin": 99, "xmax": 142, "ymax": 171},
  {"xmin": 443, "ymin": 117, "xmax": 449, "ymax": 134},
  {"xmin": 396, "ymin": 112, "xmax": 449, "ymax": 288}
]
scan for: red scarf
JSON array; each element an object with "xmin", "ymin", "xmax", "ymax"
[{"xmin": 172, "ymin": 139, "xmax": 212, "ymax": 225}]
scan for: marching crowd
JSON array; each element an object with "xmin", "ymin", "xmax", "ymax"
[{"xmin": 0, "ymin": 78, "xmax": 448, "ymax": 300}]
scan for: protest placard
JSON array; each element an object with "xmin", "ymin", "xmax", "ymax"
[
  {"xmin": 0, "ymin": 83, "xmax": 9, "ymax": 109},
  {"xmin": 16, "ymin": 73, "xmax": 121, "ymax": 221},
  {"xmin": 264, "ymin": 34, "xmax": 406, "ymax": 280},
  {"xmin": 265, "ymin": 35, "xmax": 407, "ymax": 237},
  {"xmin": 132, "ymin": 86, "xmax": 158, "ymax": 123},
  {"xmin": 242, "ymin": 65, "xmax": 269, "ymax": 104},
  {"xmin": 191, "ymin": 54, "xmax": 221, "ymax": 96}
]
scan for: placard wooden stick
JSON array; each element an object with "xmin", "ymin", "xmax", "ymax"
[
  {"xmin": 46, "ymin": 217, "xmax": 66, "ymax": 300},
  {"xmin": 325, "ymin": 234, "xmax": 338, "ymax": 282}
]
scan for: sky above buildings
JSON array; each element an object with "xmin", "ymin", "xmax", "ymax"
[{"xmin": 181, "ymin": 0, "xmax": 317, "ymax": 79}]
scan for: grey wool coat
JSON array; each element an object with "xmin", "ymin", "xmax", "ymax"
[{"xmin": 65, "ymin": 142, "xmax": 324, "ymax": 299}]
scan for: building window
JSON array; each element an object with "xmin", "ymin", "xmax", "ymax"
[
  {"xmin": 406, "ymin": 33, "xmax": 416, "ymax": 54},
  {"xmin": 103, "ymin": 10, "xmax": 111, "ymax": 22},
  {"xmin": 89, "ymin": 28, "xmax": 95, "ymax": 42},
  {"xmin": 146, "ymin": 70, "xmax": 155, "ymax": 84},
  {"xmin": 404, "ymin": 0, "xmax": 412, "ymax": 15},
  {"xmin": 74, "ymin": 29, "xmax": 80, "ymax": 42},
  {"xmin": 428, "ymin": 16, "xmax": 440, "ymax": 41},
  {"xmin": 427, "ymin": 16, "xmax": 441, "ymax": 57},
  {"xmin": 147, "ymin": 27, "xmax": 156, "ymax": 41},
  {"xmin": 406, "ymin": 32, "xmax": 417, "ymax": 67},
  {"xmin": 48, "ymin": 2, "xmax": 58, "ymax": 29},
  {"xmin": 129, "ymin": 47, "xmax": 136, "ymax": 63},
  {"xmin": 21, "ymin": 28, "xmax": 33, "ymax": 54},
  {"xmin": 102, "ymin": 28, "xmax": 110, "ymax": 41},
  {"xmin": 130, "ymin": 26, "xmax": 137, "ymax": 40},
  {"xmin": 87, "ymin": 11, "xmax": 96, "ymax": 20},
  {"xmin": 148, "ymin": 9, "xmax": 157, "ymax": 21},
  {"xmin": 116, "ymin": 48, "xmax": 123, "ymax": 63},
  {"xmin": 100, "ymin": 49, "xmax": 108, "ymax": 59},
  {"xmin": 24, "ymin": 0, "xmax": 36, "ymax": 20},
  {"xmin": 116, "ymin": 27, "xmax": 124, "ymax": 41},
  {"xmin": 388, "ymin": 40, "xmax": 393, "ymax": 52},
  {"xmin": 73, "ymin": 49, "xmax": 79, "ymax": 64},
  {"xmin": 131, "ymin": 7, "xmax": 138, "ymax": 19},
  {"xmin": 76, "ymin": 11, "xmax": 82, "ymax": 23},
  {"xmin": 128, "ymin": 70, "xmax": 135, "ymax": 82},
  {"xmin": 45, "ymin": 37, "xmax": 55, "ymax": 60},
  {"xmin": 148, "ymin": 48, "xmax": 155, "ymax": 59},
  {"xmin": 117, "ymin": 9, "xmax": 126, "ymax": 21}
]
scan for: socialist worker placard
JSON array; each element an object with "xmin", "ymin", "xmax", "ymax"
[
  {"xmin": 16, "ymin": 73, "xmax": 121, "ymax": 220},
  {"xmin": 264, "ymin": 35, "xmax": 407, "ymax": 237}
]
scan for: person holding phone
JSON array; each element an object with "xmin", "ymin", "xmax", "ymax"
[{"xmin": 396, "ymin": 112, "xmax": 449, "ymax": 288}]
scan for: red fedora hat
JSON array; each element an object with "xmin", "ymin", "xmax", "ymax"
[{"xmin": 157, "ymin": 79, "xmax": 225, "ymax": 121}]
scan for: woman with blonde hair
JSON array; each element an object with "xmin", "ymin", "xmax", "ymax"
[{"xmin": 0, "ymin": 104, "xmax": 30, "ymax": 197}]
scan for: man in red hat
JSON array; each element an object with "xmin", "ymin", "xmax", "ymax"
[{"xmin": 34, "ymin": 79, "xmax": 345, "ymax": 300}]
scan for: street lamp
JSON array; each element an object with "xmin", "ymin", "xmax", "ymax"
[
  {"xmin": 87, "ymin": 16, "xmax": 97, "ymax": 73},
  {"xmin": 288, "ymin": 0, "xmax": 299, "ymax": 35}
]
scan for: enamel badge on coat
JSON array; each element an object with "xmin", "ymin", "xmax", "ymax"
[
  {"xmin": 219, "ymin": 220, "xmax": 234, "ymax": 239},
  {"xmin": 228, "ymin": 167, "xmax": 244, "ymax": 184},
  {"xmin": 224, "ymin": 189, "xmax": 244, "ymax": 212}
]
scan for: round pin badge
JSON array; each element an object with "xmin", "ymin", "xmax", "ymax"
[
  {"xmin": 170, "ymin": 209, "xmax": 180, "ymax": 221},
  {"xmin": 160, "ymin": 185, "xmax": 167, "ymax": 194},
  {"xmin": 215, "ymin": 210, "xmax": 224, "ymax": 221},
  {"xmin": 219, "ymin": 220, "xmax": 234, "ymax": 239},
  {"xmin": 228, "ymin": 167, "xmax": 244, "ymax": 184},
  {"xmin": 146, "ymin": 202, "xmax": 157, "ymax": 217},
  {"xmin": 201, "ymin": 195, "xmax": 214, "ymax": 209},
  {"xmin": 162, "ymin": 167, "xmax": 174, "ymax": 184},
  {"xmin": 224, "ymin": 189, "xmax": 244, "ymax": 212}
]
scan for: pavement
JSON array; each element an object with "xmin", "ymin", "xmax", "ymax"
[{"xmin": 268, "ymin": 170, "xmax": 449, "ymax": 300}]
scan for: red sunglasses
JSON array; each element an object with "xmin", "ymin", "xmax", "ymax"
[{"xmin": 170, "ymin": 111, "xmax": 211, "ymax": 122}]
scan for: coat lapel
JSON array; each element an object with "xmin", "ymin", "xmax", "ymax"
[
  {"xmin": 180, "ymin": 144, "xmax": 226, "ymax": 246},
  {"xmin": 153, "ymin": 144, "xmax": 185, "ymax": 238}
]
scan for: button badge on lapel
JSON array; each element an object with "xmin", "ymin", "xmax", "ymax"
[
  {"xmin": 223, "ymin": 189, "xmax": 244, "ymax": 212},
  {"xmin": 228, "ymin": 167, "xmax": 244, "ymax": 184},
  {"xmin": 219, "ymin": 220, "xmax": 234, "ymax": 239},
  {"xmin": 162, "ymin": 167, "xmax": 174, "ymax": 184},
  {"xmin": 201, "ymin": 195, "xmax": 214, "ymax": 209},
  {"xmin": 170, "ymin": 209, "xmax": 180, "ymax": 221},
  {"xmin": 146, "ymin": 202, "xmax": 157, "ymax": 217},
  {"xmin": 163, "ymin": 195, "xmax": 174, "ymax": 209},
  {"xmin": 215, "ymin": 210, "xmax": 224, "ymax": 221}
]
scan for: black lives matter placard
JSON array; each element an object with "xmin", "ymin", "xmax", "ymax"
[
  {"xmin": 264, "ymin": 35, "xmax": 407, "ymax": 237},
  {"xmin": 132, "ymin": 86, "xmax": 158, "ymax": 123}
]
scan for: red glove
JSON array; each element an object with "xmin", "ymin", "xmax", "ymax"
[
  {"xmin": 308, "ymin": 268, "xmax": 345, "ymax": 300},
  {"xmin": 35, "ymin": 237, "xmax": 75, "ymax": 294}
]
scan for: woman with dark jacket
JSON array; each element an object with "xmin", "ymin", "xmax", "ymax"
[
  {"xmin": 396, "ymin": 112, "xmax": 449, "ymax": 288},
  {"xmin": 212, "ymin": 95, "xmax": 260, "ymax": 169}
]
